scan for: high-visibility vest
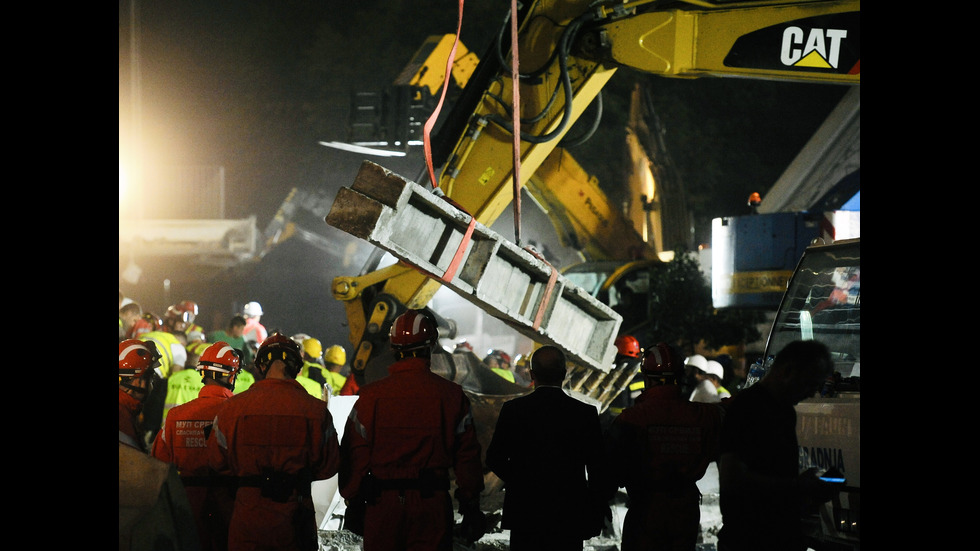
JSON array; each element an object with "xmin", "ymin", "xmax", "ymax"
[
  {"xmin": 325, "ymin": 371, "xmax": 347, "ymax": 396},
  {"xmin": 185, "ymin": 341, "xmax": 210, "ymax": 358},
  {"xmin": 140, "ymin": 331, "xmax": 183, "ymax": 378},
  {"xmin": 491, "ymin": 366, "xmax": 516, "ymax": 383},
  {"xmin": 301, "ymin": 361, "xmax": 326, "ymax": 385},
  {"xmin": 296, "ymin": 375, "xmax": 324, "ymax": 400},
  {"xmin": 234, "ymin": 370, "xmax": 255, "ymax": 394},
  {"xmin": 161, "ymin": 369, "xmax": 204, "ymax": 422}
]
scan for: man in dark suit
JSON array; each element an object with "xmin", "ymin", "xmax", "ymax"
[{"xmin": 485, "ymin": 345, "xmax": 610, "ymax": 550}]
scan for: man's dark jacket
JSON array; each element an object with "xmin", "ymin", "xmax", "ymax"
[{"xmin": 486, "ymin": 386, "xmax": 608, "ymax": 539}]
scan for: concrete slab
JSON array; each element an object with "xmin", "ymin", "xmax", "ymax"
[{"xmin": 326, "ymin": 161, "xmax": 622, "ymax": 372}]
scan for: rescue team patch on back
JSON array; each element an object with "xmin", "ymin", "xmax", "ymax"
[
  {"xmin": 724, "ymin": 12, "xmax": 860, "ymax": 74},
  {"xmin": 377, "ymin": 397, "xmax": 442, "ymax": 431},
  {"xmin": 645, "ymin": 425, "xmax": 704, "ymax": 456},
  {"xmin": 175, "ymin": 419, "xmax": 211, "ymax": 448},
  {"xmin": 240, "ymin": 415, "xmax": 310, "ymax": 446}
]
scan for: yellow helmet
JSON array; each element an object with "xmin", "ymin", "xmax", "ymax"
[
  {"xmin": 302, "ymin": 338, "xmax": 323, "ymax": 359},
  {"xmin": 324, "ymin": 344, "xmax": 346, "ymax": 366}
]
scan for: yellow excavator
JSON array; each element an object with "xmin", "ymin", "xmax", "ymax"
[{"xmin": 324, "ymin": 1, "xmax": 858, "ymax": 547}]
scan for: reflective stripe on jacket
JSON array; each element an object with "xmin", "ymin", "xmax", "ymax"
[{"xmin": 140, "ymin": 331, "xmax": 183, "ymax": 378}]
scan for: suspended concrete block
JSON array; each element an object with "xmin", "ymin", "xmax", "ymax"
[{"xmin": 326, "ymin": 160, "xmax": 621, "ymax": 373}]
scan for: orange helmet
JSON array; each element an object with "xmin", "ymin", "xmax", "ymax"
[
  {"xmin": 641, "ymin": 342, "xmax": 683, "ymax": 379},
  {"xmin": 119, "ymin": 339, "xmax": 160, "ymax": 379},
  {"xmin": 614, "ymin": 335, "xmax": 641, "ymax": 358},
  {"xmin": 390, "ymin": 310, "xmax": 438, "ymax": 351},
  {"xmin": 197, "ymin": 341, "xmax": 241, "ymax": 375}
]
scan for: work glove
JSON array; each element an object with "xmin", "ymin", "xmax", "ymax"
[{"xmin": 455, "ymin": 500, "xmax": 487, "ymax": 544}]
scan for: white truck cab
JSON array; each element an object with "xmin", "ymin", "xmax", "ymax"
[{"xmin": 762, "ymin": 237, "xmax": 860, "ymax": 549}]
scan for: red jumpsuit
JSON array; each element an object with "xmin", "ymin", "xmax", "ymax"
[
  {"xmin": 152, "ymin": 383, "xmax": 236, "ymax": 551},
  {"xmin": 339, "ymin": 356, "xmax": 484, "ymax": 551},
  {"xmin": 119, "ymin": 388, "xmax": 144, "ymax": 451},
  {"xmin": 208, "ymin": 378, "xmax": 341, "ymax": 551},
  {"xmin": 605, "ymin": 384, "xmax": 725, "ymax": 551}
]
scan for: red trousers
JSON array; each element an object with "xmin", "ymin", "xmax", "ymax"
[
  {"xmin": 362, "ymin": 489, "xmax": 453, "ymax": 551},
  {"xmin": 621, "ymin": 486, "xmax": 701, "ymax": 551}
]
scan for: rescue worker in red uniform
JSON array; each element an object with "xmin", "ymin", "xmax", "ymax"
[
  {"xmin": 339, "ymin": 309, "xmax": 486, "ymax": 550},
  {"xmin": 241, "ymin": 301, "xmax": 268, "ymax": 346},
  {"xmin": 208, "ymin": 333, "xmax": 341, "ymax": 551},
  {"xmin": 152, "ymin": 342, "xmax": 243, "ymax": 551},
  {"xmin": 604, "ymin": 335, "xmax": 645, "ymax": 417},
  {"xmin": 603, "ymin": 342, "xmax": 726, "ymax": 551},
  {"xmin": 119, "ymin": 338, "xmax": 162, "ymax": 451}
]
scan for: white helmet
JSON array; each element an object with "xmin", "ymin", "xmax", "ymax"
[
  {"xmin": 291, "ymin": 333, "xmax": 311, "ymax": 347},
  {"xmin": 703, "ymin": 360, "xmax": 725, "ymax": 379},
  {"xmin": 685, "ymin": 354, "xmax": 708, "ymax": 372},
  {"xmin": 243, "ymin": 301, "xmax": 263, "ymax": 317}
]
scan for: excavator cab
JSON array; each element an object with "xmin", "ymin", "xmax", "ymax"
[{"xmin": 564, "ymin": 259, "xmax": 661, "ymax": 339}]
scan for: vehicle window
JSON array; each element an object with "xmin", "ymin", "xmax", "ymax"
[{"xmin": 767, "ymin": 242, "xmax": 860, "ymax": 380}]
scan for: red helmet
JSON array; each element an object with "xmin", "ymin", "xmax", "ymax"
[
  {"xmin": 130, "ymin": 312, "xmax": 163, "ymax": 338},
  {"xmin": 177, "ymin": 300, "xmax": 199, "ymax": 321},
  {"xmin": 165, "ymin": 302, "xmax": 196, "ymax": 325},
  {"xmin": 641, "ymin": 342, "xmax": 682, "ymax": 378},
  {"xmin": 615, "ymin": 335, "xmax": 641, "ymax": 358},
  {"xmin": 256, "ymin": 332, "xmax": 303, "ymax": 371},
  {"xmin": 390, "ymin": 310, "xmax": 438, "ymax": 351},
  {"xmin": 197, "ymin": 341, "xmax": 241, "ymax": 375},
  {"xmin": 119, "ymin": 339, "xmax": 160, "ymax": 378},
  {"xmin": 484, "ymin": 349, "xmax": 511, "ymax": 366}
]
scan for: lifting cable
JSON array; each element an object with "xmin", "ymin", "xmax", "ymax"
[
  {"xmin": 506, "ymin": 1, "xmax": 558, "ymax": 322},
  {"xmin": 419, "ymin": 0, "xmax": 476, "ymax": 285},
  {"xmin": 418, "ymin": 0, "xmax": 550, "ymax": 291},
  {"xmin": 509, "ymin": 0, "xmax": 522, "ymax": 248},
  {"xmin": 422, "ymin": 0, "xmax": 465, "ymax": 193}
]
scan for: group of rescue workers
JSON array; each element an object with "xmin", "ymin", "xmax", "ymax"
[
  {"xmin": 120, "ymin": 291, "xmax": 841, "ymax": 551},
  {"xmin": 119, "ymin": 301, "xmax": 482, "ymax": 551}
]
